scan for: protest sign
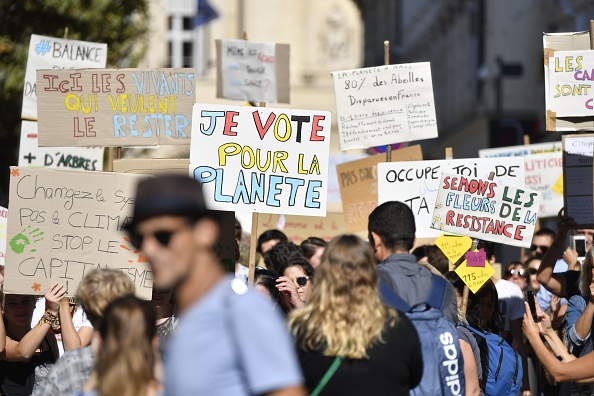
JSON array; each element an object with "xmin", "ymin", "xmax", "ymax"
[
  {"xmin": 190, "ymin": 104, "xmax": 332, "ymax": 216},
  {"xmin": 431, "ymin": 173, "xmax": 540, "ymax": 248},
  {"xmin": 216, "ymin": 39, "xmax": 290, "ymax": 104},
  {"xmin": 331, "ymin": 62, "xmax": 438, "ymax": 150},
  {"xmin": 22, "ymin": 34, "xmax": 107, "ymax": 120},
  {"xmin": 562, "ymin": 134, "xmax": 594, "ymax": 227},
  {"xmin": 19, "ymin": 121, "xmax": 104, "ymax": 171},
  {"xmin": 455, "ymin": 259, "xmax": 495, "ymax": 294},
  {"xmin": 257, "ymin": 213, "xmax": 350, "ymax": 245},
  {"xmin": 0, "ymin": 207, "xmax": 7, "ymax": 266},
  {"xmin": 378, "ymin": 158, "xmax": 525, "ymax": 238},
  {"xmin": 36, "ymin": 68, "xmax": 195, "ymax": 147},
  {"xmin": 479, "ymin": 143, "xmax": 563, "ymax": 218},
  {"xmin": 543, "ymin": 31, "xmax": 594, "ymax": 131},
  {"xmin": 546, "ymin": 50, "xmax": 594, "ymax": 117},
  {"xmin": 434, "ymin": 233, "xmax": 472, "ymax": 264},
  {"xmin": 336, "ymin": 145, "xmax": 423, "ymax": 232},
  {"xmin": 3, "ymin": 167, "xmax": 151, "ymax": 298}
]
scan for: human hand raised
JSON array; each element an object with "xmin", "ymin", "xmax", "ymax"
[
  {"xmin": 45, "ymin": 283, "xmax": 67, "ymax": 314},
  {"xmin": 276, "ymin": 276, "xmax": 304, "ymax": 308}
]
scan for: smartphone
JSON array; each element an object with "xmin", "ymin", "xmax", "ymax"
[
  {"xmin": 525, "ymin": 291, "xmax": 537, "ymax": 321},
  {"xmin": 571, "ymin": 235, "xmax": 587, "ymax": 262}
]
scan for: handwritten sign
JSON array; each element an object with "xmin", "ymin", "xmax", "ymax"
[
  {"xmin": 19, "ymin": 121, "xmax": 104, "ymax": 170},
  {"xmin": 479, "ymin": 144, "xmax": 562, "ymax": 218},
  {"xmin": 0, "ymin": 207, "xmax": 7, "ymax": 266},
  {"xmin": 431, "ymin": 173, "xmax": 540, "ymax": 248},
  {"xmin": 3, "ymin": 167, "xmax": 151, "ymax": 298},
  {"xmin": 336, "ymin": 145, "xmax": 423, "ymax": 232},
  {"xmin": 22, "ymin": 34, "xmax": 107, "ymax": 120},
  {"xmin": 455, "ymin": 260, "xmax": 495, "ymax": 294},
  {"xmin": 216, "ymin": 39, "xmax": 290, "ymax": 103},
  {"xmin": 434, "ymin": 233, "xmax": 472, "ymax": 264},
  {"xmin": 36, "ymin": 68, "xmax": 195, "ymax": 147},
  {"xmin": 378, "ymin": 158, "xmax": 525, "ymax": 238},
  {"xmin": 190, "ymin": 104, "xmax": 331, "ymax": 216},
  {"xmin": 546, "ymin": 50, "xmax": 594, "ymax": 117},
  {"xmin": 257, "ymin": 213, "xmax": 351, "ymax": 245},
  {"xmin": 466, "ymin": 249, "xmax": 486, "ymax": 268},
  {"xmin": 331, "ymin": 62, "xmax": 437, "ymax": 150},
  {"xmin": 562, "ymin": 134, "xmax": 594, "ymax": 227}
]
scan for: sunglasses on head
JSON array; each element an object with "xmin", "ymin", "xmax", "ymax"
[
  {"xmin": 255, "ymin": 266, "xmax": 279, "ymax": 279},
  {"xmin": 530, "ymin": 244, "xmax": 549, "ymax": 254},
  {"xmin": 505, "ymin": 268, "xmax": 525, "ymax": 278},
  {"xmin": 296, "ymin": 276, "xmax": 309, "ymax": 287}
]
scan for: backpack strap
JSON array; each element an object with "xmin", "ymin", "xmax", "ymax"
[
  {"xmin": 310, "ymin": 356, "xmax": 344, "ymax": 396},
  {"xmin": 425, "ymin": 274, "xmax": 448, "ymax": 311},
  {"xmin": 379, "ymin": 280, "xmax": 411, "ymax": 312}
]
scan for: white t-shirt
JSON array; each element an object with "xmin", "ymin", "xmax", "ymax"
[
  {"xmin": 31, "ymin": 298, "xmax": 93, "ymax": 356},
  {"xmin": 235, "ymin": 263, "xmax": 249, "ymax": 284},
  {"xmin": 495, "ymin": 279, "xmax": 525, "ymax": 332}
]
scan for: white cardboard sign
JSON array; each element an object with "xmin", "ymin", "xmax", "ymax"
[
  {"xmin": 331, "ymin": 62, "xmax": 438, "ymax": 150},
  {"xmin": 378, "ymin": 158, "xmax": 525, "ymax": 238},
  {"xmin": 546, "ymin": 50, "xmax": 594, "ymax": 117},
  {"xmin": 190, "ymin": 104, "xmax": 331, "ymax": 216}
]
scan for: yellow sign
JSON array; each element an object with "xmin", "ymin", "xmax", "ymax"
[
  {"xmin": 435, "ymin": 233, "xmax": 472, "ymax": 263},
  {"xmin": 552, "ymin": 174, "xmax": 564, "ymax": 196},
  {"xmin": 455, "ymin": 260, "xmax": 495, "ymax": 293}
]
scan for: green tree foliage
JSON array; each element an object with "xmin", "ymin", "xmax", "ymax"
[{"xmin": 0, "ymin": 0, "xmax": 149, "ymax": 205}]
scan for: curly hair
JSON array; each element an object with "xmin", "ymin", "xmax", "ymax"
[{"xmin": 289, "ymin": 235, "xmax": 397, "ymax": 359}]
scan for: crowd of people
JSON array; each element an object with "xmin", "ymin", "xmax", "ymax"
[{"xmin": 1, "ymin": 174, "xmax": 594, "ymax": 395}]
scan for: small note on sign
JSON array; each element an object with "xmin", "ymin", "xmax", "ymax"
[
  {"xmin": 455, "ymin": 260, "xmax": 495, "ymax": 294},
  {"xmin": 465, "ymin": 249, "xmax": 486, "ymax": 268},
  {"xmin": 435, "ymin": 233, "xmax": 472, "ymax": 263}
]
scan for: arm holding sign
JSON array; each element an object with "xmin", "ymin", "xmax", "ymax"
[
  {"xmin": 2, "ymin": 284, "xmax": 63, "ymax": 361},
  {"xmin": 536, "ymin": 210, "xmax": 574, "ymax": 297},
  {"xmin": 59, "ymin": 298, "xmax": 94, "ymax": 351}
]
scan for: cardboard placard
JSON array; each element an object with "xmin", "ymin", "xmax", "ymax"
[
  {"xmin": 216, "ymin": 39, "xmax": 290, "ymax": 104},
  {"xmin": 543, "ymin": 31, "xmax": 594, "ymax": 131},
  {"xmin": 190, "ymin": 104, "xmax": 331, "ymax": 216},
  {"xmin": 257, "ymin": 213, "xmax": 350, "ymax": 245},
  {"xmin": 479, "ymin": 143, "xmax": 563, "ymax": 218},
  {"xmin": 331, "ymin": 62, "xmax": 438, "ymax": 150},
  {"xmin": 455, "ymin": 260, "xmax": 495, "ymax": 294},
  {"xmin": 562, "ymin": 134, "xmax": 594, "ymax": 226},
  {"xmin": 36, "ymin": 68, "xmax": 195, "ymax": 147},
  {"xmin": 3, "ymin": 167, "xmax": 151, "ymax": 298},
  {"xmin": 378, "ymin": 158, "xmax": 525, "ymax": 238},
  {"xmin": 0, "ymin": 206, "xmax": 7, "ymax": 266},
  {"xmin": 546, "ymin": 50, "xmax": 594, "ymax": 117},
  {"xmin": 22, "ymin": 34, "xmax": 107, "ymax": 120},
  {"xmin": 336, "ymin": 145, "xmax": 423, "ymax": 233},
  {"xmin": 431, "ymin": 173, "xmax": 540, "ymax": 248},
  {"xmin": 19, "ymin": 121, "xmax": 104, "ymax": 171}
]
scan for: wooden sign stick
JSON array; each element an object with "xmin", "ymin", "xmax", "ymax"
[
  {"xmin": 384, "ymin": 40, "xmax": 393, "ymax": 162},
  {"xmin": 460, "ymin": 170, "xmax": 495, "ymax": 316}
]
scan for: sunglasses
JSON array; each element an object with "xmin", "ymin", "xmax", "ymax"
[
  {"xmin": 505, "ymin": 268, "xmax": 525, "ymax": 278},
  {"xmin": 255, "ymin": 266, "xmax": 279, "ymax": 279},
  {"xmin": 129, "ymin": 227, "xmax": 186, "ymax": 249},
  {"xmin": 530, "ymin": 244, "xmax": 549, "ymax": 254},
  {"xmin": 296, "ymin": 276, "xmax": 310, "ymax": 287}
]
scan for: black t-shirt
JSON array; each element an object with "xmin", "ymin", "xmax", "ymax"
[{"xmin": 296, "ymin": 313, "xmax": 423, "ymax": 396}]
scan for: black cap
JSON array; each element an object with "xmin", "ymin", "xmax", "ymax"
[{"xmin": 126, "ymin": 174, "xmax": 209, "ymax": 231}]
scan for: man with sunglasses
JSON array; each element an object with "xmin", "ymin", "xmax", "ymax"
[
  {"xmin": 522, "ymin": 227, "xmax": 556, "ymax": 262},
  {"xmin": 126, "ymin": 175, "xmax": 305, "ymax": 396}
]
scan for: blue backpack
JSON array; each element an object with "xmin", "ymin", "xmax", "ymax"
[
  {"xmin": 380, "ymin": 276, "xmax": 465, "ymax": 396},
  {"xmin": 464, "ymin": 324, "xmax": 522, "ymax": 396}
]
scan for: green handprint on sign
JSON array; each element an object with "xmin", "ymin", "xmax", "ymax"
[{"xmin": 9, "ymin": 226, "xmax": 44, "ymax": 254}]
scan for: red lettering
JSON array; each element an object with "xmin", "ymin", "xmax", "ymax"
[
  {"xmin": 456, "ymin": 213, "xmax": 463, "ymax": 227},
  {"xmin": 223, "ymin": 111, "xmax": 239, "ymax": 136},
  {"xmin": 586, "ymin": 98, "xmax": 593, "ymax": 110},
  {"xmin": 310, "ymin": 115, "xmax": 326, "ymax": 141},
  {"xmin": 445, "ymin": 210, "xmax": 455, "ymax": 226},
  {"xmin": 442, "ymin": 176, "xmax": 450, "ymax": 189},
  {"xmin": 43, "ymin": 74, "xmax": 59, "ymax": 91},
  {"xmin": 252, "ymin": 111, "xmax": 276, "ymax": 140},
  {"xmin": 514, "ymin": 225, "xmax": 525, "ymax": 241}
]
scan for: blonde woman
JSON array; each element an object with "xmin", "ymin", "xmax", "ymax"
[
  {"xmin": 76, "ymin": 295, "xmax": 161, "ymax": 396},
  {"xmin": 289, "ymin": 235, "xmax": 422, "ymax": 395}
]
